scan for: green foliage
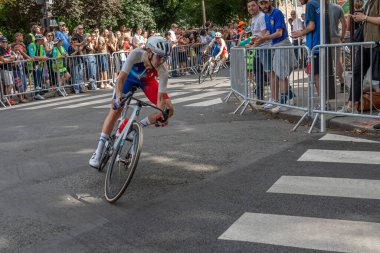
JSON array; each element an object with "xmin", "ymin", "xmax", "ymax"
[
  {"xmin": 120, "ymin": 0, "xmax": 155, "ymax": 30},
  {"xmin": 0, "ymin": 0, "xmax": 252, "ymax": 36}
]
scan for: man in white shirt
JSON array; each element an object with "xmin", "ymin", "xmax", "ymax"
[
  {"xmin": 290, "ymin": 10, "xmax": 304, "ymax": 62},
  {"xmin": 246, "ymin": 0, "xmax": 271, "ymax": 104},
  {"xmin": 168, "ymin": 23, "xmax": 179, "ymax": 77}
]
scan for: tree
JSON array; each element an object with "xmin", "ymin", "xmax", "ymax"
[
  {"xmin": 81, "ymin": 0, "xmax": 124, "ymax": 28},
  {"xmin": 0, "ymin": 0, "xmax": 42, "ymax": 36},
  {"xmin": 120, "ymin": 0, "xmax": 155, "ymax": 30}
]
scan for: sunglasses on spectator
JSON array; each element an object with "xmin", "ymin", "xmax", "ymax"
[{"xmin": 47, "ymin": 34, "xmax": 53, "ymax": 37}]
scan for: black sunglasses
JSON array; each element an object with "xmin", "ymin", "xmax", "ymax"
[{"xmin": 153, "ymin": 52, "xmax": 168, "ymax": 61}]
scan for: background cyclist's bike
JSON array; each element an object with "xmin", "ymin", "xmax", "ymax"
[
  {"xmin": 103, "ymin": 88, "xmax": 169, "ymax": 203},
  {"xmin": 198, "ymin": 53, "xmax": 222, "ymax": 84}
]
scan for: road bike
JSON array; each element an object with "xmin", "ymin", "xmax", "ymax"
[
  {"xmin": 103, "ymin": 87, "xmax": 169, "ymax": 203},
  {"xmin": 198, "ymin": 53, "xmax": 222, "ymax": 84}
]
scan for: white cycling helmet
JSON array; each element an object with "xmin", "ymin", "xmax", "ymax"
[
  {"xmin": 146, "ymin": 36, "xmax": 171, "ymax": 57},
  {"xmin": 215, "ymin": 32, "xmax": 222, "ymax": 38}
]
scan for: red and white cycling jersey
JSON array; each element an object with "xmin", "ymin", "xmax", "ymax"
[{"xmin": 208, "ymin": 38, "xmax": 228, "ymax": 55}]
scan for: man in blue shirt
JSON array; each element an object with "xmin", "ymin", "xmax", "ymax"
[
  {"xmin": 292, "ymin": 0, "xmax": 320, "ymax": 96},
  {"xmin": 255, "ymin": 0, "xmax": 295, "ymax": 113},
  {"xmin": 55, "ymin": 21, "xmax": 70, "ymax": 52}
]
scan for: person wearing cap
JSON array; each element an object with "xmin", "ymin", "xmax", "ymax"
[
  {"xmin": 55, "ymin": 21, "xmax": 70, "ymax": 52},
  {"xmin": 237, "ymin": 21, "xmax": 246, "ymax": 33},
  {"xmin": 52, "ymin": 38, "xmax": 71, "ymax": 89},
  {"xmin": 27, "ymin": 34, "xmax": 48, "ymax": 100},
  {"xmin": 254, "ymin": 0, "xmax": 296, "ymax": 113},
  {"xmin": 0, "ymin": 36, "xmax": 16, "ymax": 105}
]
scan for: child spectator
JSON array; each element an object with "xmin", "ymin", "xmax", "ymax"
[{"xmin": 51, "ymin": 38, "xmax": 71, "ymax": 88}]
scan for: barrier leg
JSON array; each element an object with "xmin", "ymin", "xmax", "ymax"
[
  {"xmin": 240, "ymin": 100, "xmax": 256, "ymax": 115},
  {"xmin": 233, "ymin": 100, "xmax": 246, "ymax": 114},
  {"xmin": 0, "ymin": 99, "xmax": 5, "ymax": 107},
  {"xmin": 308, "ymin": 113, "xmax": 320, "ymax": 134},
  {"xmin": 224, "ymin": 90, "xmax": 239, "ymax": 103},
  {"xmin": 292, "ymin": 112, "xmax": 309, "ymax": 132}
]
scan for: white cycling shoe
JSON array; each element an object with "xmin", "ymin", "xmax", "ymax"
[{"xmin": 89, "ymin": 152, "xmax": 101, "ymax": 169}]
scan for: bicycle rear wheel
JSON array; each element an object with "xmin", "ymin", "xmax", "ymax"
[
  {"xmin": 105, "ymin": 121, "xmax": 143, "ymax": 203},
  {"xmin": 198, "ymin": 61, "xmax": 209, "ymax": 84}
]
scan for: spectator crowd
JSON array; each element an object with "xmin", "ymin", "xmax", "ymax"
[{"xmin": 0, "ymin": 20, "xmax": 247, "ymax": 105}]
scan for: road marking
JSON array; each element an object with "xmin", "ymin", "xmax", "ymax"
[
  {"xmin": 298, "ymin": 149, "xmax": 380, "ymax": 164},
  {"xmin": 19, "ymin": 93, "xmax": 112, "ymax": 110},
  {"xmin": 185, "ymin": 98, "xmax": 223, "ymax": 107},
  {"xmin": 55, "ymin": 98, "xmax": 112, "ymax": 109},
  {"xmin": 267, "ymin": 176, "xmax": 380, "ymax": 199},
  {"xmin": 92, "ymin": 91, "xmax": 192, "ymax": 109},
  {"xmin": 320, "ymin": 134, "xmax": 380, "ymax": 143},
  {"xmin": 0, "ymin": 94, "xmax": 88, "ymax": 111},
  {"xmin": 171, "ymin": 90, "xmax": 228, "ymax": 104},
  {"xmin": 219, "ymin": 212, "xmax": 380, "ymax": 253}
]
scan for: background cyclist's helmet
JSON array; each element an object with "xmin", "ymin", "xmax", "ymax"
[
  {"xmin": 146, "ymin": 36, "xmax": 171, "ymax": 57},
  {"xmin": 215, "ymin": 32, "xmax": 222, "ymax": 38}
]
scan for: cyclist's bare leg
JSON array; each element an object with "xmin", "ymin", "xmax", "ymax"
[{"xmin": 102, "ymin": 106, "xmax": 123, "ymax": 135}]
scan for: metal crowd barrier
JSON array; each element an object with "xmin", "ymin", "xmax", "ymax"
[
  {"xmin": 167, "ymin": 41, "xmax": 233, "ymax": 77},
  {"xmin": 308, "ymin": 41, "xmax": 380, "ymax": 133},
  {"xmin": 168, "ymin": 43, "xmax": 206, "ymax": 76},
  {"xmin": 226, "ymin": 45, "xmax": 310, "ymax": 119},
  {"xmin": 0, "ymin": 52, "xmax": 115, "ymax": 107},
  {"xmin": 226, "ymin": 41, "xmax": 380, "ymax": 133},
  {"xmin": 111, "ymin": 51, "xmax": 130, "ymax": 83}
]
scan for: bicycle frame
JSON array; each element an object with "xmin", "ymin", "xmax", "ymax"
[{"xmin": 113, "ymin": 91, "xmax": 167, "ymax": 150}]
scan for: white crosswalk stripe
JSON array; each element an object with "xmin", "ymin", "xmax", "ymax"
[
  {"xmin": 219, "ymin": 212, "xmax": 380, "ymax": 253},
  {"xmin": 268, "ymin": 176, "xmax": 380, "ymax": 199},
  {"xmin": 19, "ymin": 93, "xmax": 112, "ymax": 110},
  {"xmin": 11, "ymin": 83, "xmax": 229, "ymax": 110},
  {"xmin": 0, "ymin": 94, "xmax": 87, "ymax": 111},
  {"xmin": 298, "ymin": 149, "xmax": 380, "ymax": 164},
  {"xmin": 185, "ymin": 98, "xmax": 223, "ymax": 107},
  {"xmin": 171, "ymin": 91, "xmax": 228, "ymax": 104},
  {"xmin": 219, "ymin": 133, "xmax": 380, "ymax": 252},
  {"xmin": 319, "ymin": 133, "xmax": 380, "ymax": 143}
]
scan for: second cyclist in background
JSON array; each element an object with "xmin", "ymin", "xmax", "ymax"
[{"xmin": 203, "ymin": 32, "xmax": 228, "ymax": 73}]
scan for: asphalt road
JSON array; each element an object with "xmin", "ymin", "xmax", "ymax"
[{"xmin": 1, "ymin": 71, "xmax": 380, "ymax": 252}]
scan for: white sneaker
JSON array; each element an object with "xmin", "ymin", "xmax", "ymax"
[
  {"xmin": 105, "ymin": 84, "xmax": 113, "ymax": 89},
  {"xmin": 338, "ymin": 106, "xmax": 358, "ymax": 114},
  {"xmin": 89, "ymin": 152, "xmax": 101, "ymax": 169},
  {"xmin": 263, "ymin": 99, "xmax": 275, "ymax": 110},
  {"xmin": 271, "ymin": 106, "xmax": 288, "ymax": 113},
  {"xmin": 34, "ymin": 94, "xmax": 45, "ymax": 100}
]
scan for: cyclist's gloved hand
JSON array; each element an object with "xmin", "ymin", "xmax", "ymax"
[
  {"xmin": 112, "ymin": 97, "xmax": 121, "ymax": 110},
  {"xmin": 155, "ymin": 110, "xmax": 170, "ymax": 127}
]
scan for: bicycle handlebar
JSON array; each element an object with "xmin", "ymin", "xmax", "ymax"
[{"xmin": 118, "ymin": 89, "xmax": 169, "ymax": 125}]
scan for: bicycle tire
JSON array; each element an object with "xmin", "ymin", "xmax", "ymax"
[
  {"xmin": 104, "ymin": 121, "xmax": 143, "ymax": 203},
  {"xmin": 198, "ymin": 61, "xmax": 209, "ymax": 84}
]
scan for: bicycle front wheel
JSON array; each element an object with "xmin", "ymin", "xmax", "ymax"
[
  {"xmin": 198, "ymin": 61, "xmax": 209, "ymax": 84},
  {"xmin": 105, "ymin": 121, "xmax": 143, "ymax": 203}
]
